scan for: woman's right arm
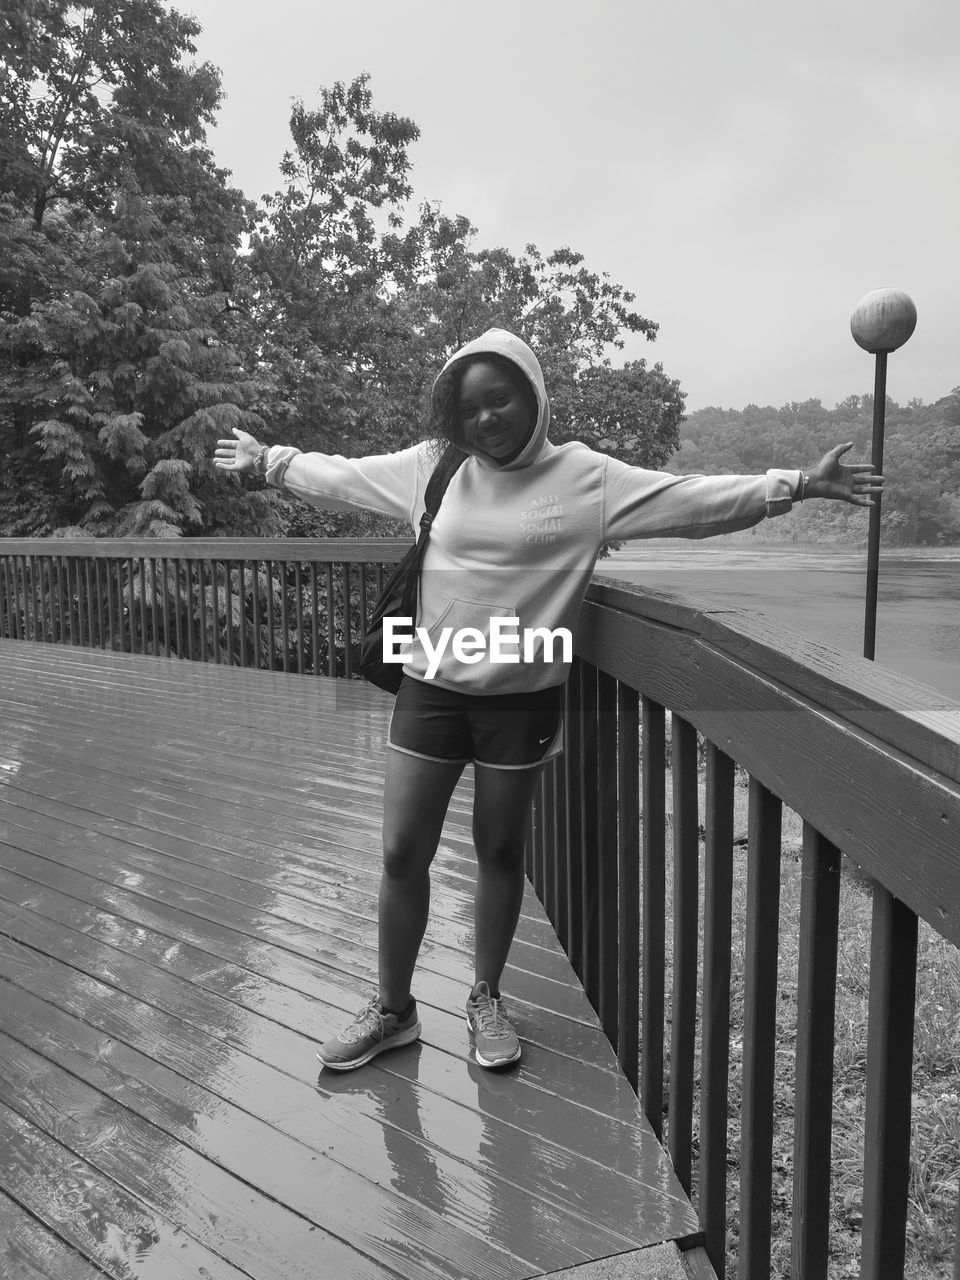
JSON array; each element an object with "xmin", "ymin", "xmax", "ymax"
[{"xmin": 214, "ymin": 427, "xmax": 426, "ymax": 524}]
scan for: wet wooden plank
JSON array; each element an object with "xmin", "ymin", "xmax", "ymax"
[
  {"xmin": 0, "ymin": 1056, "xmax": 405, "ymax": 1280},
  {"xmin": 0, "ymin": 1119, "xmax": 251, "ymax": 1280},
  {"xmin": 0, "ymin": 1014, "xmax": 526, "ymax": 1280},
  {"xmin": 0, "ymin": 640, "xmax": 702, "ymax": 1277}
]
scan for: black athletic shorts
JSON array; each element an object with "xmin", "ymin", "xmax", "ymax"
[{"xmin": 388, "ymin": 676, "xmax": 564, "ymax": 770}]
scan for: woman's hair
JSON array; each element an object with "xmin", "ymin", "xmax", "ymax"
[{"xmin": 423, "ymin": 352, "xmax": 538, "ymax": 461}]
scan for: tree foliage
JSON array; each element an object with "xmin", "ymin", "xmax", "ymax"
[
  {"xmin": 0, "ymin": 11, "xmax": 694, "ymax": 540},
  {"xmin": 1, "ymin": 0, "xmax": 223, "ymax": 225},
  {"xmin": 0, "ymin": 0, "xmax": 273, "ymax": 535}
]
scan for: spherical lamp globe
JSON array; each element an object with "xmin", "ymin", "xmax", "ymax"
[{"xmin": 850, "ymin": 289, "xmax": 917, "ymax": 354}]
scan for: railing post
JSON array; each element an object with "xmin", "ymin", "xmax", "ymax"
[
  {"xmin": 279, "ymin": 560, "xmax": 290, "ymax": 672},
  {"xmin": 265, "ymin": 560, "xmax": 276, "ymax": 669},
  {"xmin": 106, "ymin": 558, "xmax": 116, "ymax": 649},
  {"xmin": 563, "ymin": 659, "xmax": 584, "ymax": 965},
  {"xmin": 541, "ymin": 752, "xmax": 557, "ymax": 925},
  {"xmin": 309, "ymin": 564, "xmax": 319, "ymax": 675},
  {"xmin": 579, "ymin": 663, "xmax": 600, "ymax": 1007},
  {"xmin": 699, "ymin": 741, "xmax": 735, "ymax": 1280},
  {"xmin": 616, "ymin": 681, "xmax": 640, "ymax": 1092},
  {"xmin": 67, "ymin": 556, "xmax": 79, "ymax": 644},
  {"xmin": 669, "ymin": 713, "xmax": 700, "ymax": 1195},
  {"xmin": 224, "ymin": 559, "xmax": 235, "ymax": 665},
  {"xmin": 294, "ymin": 563, "xmax": 305, "ymax": 673},
  {"xmin": 125, "ymin": 557, "xmax": 135, "ymax": 652},
  {"xmin": 861, "ymin": 887, "xmax": 919, "ymax": 1280},
  {"xmin": 251, "ymin": 561, "xmax": 262, "ymax": 668},
  {"xmin": 792, "ymin": 822, "xmax": 841, "ymax": 1280},
  {"xmin": 641, "ymin": 695, "xmax": 666, "ymax": 1141},
  {"xmin": 341, "ymin": 563, "xmax": 352, "ymax": 678},
  {"xmin": 324, "ymin": 564, "xmax": 336, "ymax": 675},
  {"xmin": 1, "ymin": 556, "xmax": 13, "ymax": 637},
  {"xmin": 739, "ymin": 776, "xmax": 782, "ymax": 1280},
  {"xmin": 148, "ymin": 557, "xmax": 158, "ymax": 655},
  {"xmin": 596, "ymin": 669, "xmax": 619, "ymax": 1046}
]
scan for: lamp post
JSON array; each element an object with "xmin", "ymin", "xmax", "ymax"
[
  {"xmin": 849, "ymin": 288, "xmax": 917, "ymax": 661},
  {"xmin": 849, "ymin": 288, "xmax": 919, "ymax": 1280}
]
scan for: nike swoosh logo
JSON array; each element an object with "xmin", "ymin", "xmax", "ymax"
[{"xmin": 539, "ymin": 735, "xmax": 551, "ymax": 744}]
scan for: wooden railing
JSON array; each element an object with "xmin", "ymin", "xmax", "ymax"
[
  {"xmin": 2, "ymin": 538, "xmax": 958, "ymax": 1280},
  {"xmin": 528, "ymin": 579, "xmax": 960, "ymax": 1280},
  {"xmin": 0, "ymin": 538, "xmax": 407, "ymax": 678}
]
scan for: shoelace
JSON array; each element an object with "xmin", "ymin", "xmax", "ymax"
[
  {"xmin": 472, "ymin": 992, "xmax": 512, "ymax": 1040},
  {"xmin": 343, "ymin": 1000, "xmax": 385, "ymax": 1043}
]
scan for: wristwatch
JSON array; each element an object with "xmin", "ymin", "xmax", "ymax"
[{"xmin": 253, "ymin": 443, "xmax": 271, "ymax": 477}]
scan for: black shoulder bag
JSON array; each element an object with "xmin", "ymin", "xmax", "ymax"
[{"xmin": 358, "ymin": 444, "xmax": 466, "ymax": 694}]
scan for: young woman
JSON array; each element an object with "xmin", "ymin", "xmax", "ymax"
[{"xmin": 214, "ymin": 328, "xmax": 882, "ymax": 1072}]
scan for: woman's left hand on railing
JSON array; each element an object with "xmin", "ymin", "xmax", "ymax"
[
  {"xmin": 214, "ymin": 427, "xmax": 263, "ymax": 475},
  {"xmin": 804, "ymin": 442, "xmax": 883, "ymax": 507}
]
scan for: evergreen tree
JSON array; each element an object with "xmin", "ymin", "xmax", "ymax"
[{"xmin": 0, "ymin": 0, "xmax": 274, "ymax": 536}]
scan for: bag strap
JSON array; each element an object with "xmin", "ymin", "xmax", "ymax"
[{"xmin": 401, "ymin": 443, "xmax": 467, "ymax": 616}]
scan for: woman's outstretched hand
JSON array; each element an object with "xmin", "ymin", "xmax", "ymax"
[
  {"xmin": 214, "ymin": 426, "xmax": 261, "ymax": 474},
  {"xmin": 806, "ymin": 442, "xmax": 883, "ymax": 506}
]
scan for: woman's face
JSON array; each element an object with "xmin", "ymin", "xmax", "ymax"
[{"xmin": 454, "ymin": 360, "xmax": 536, "ymax": 465}]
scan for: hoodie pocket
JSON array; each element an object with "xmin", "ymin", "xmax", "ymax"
[{"xmin": 417, "ymin": 595, "xmax": 521, "ymax": 675}]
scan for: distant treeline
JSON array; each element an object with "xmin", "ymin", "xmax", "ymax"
[{"xmin": 666, "ymin": 393, "xmax": 960, "ymax": 546}]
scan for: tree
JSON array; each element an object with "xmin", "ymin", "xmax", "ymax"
[
  {"xmin": 1, "ymin": 185, "xmax": 274, "ymax": 536},
  {"xmin": 574, "ymin": 360, "xmax": 683, "ymax": 469},
  {"xmin": 0, "ymin": 0, "xmax": 224, "ymax": 227},
  {"xmin": 245, "ymin": 77, "xmax": 683, "ymax": 538},
  {"xmin": 0, "ymin": 1, "xmax": 271, "ymax": 537},
  {"xmin": 384, "ymin": 203, "xmax": 665, "ymax": 446},
  {"xmin": 246, "ymin": 74, "xmax": 422, "ymax": 458}
]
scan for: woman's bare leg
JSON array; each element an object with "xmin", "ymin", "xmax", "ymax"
[
  {"xmin": 378, "ymin": 749, "xmax": 464, "ymax": 1011},
  {"xmin": 471, "ymin": 763, "xmax": 543, "ymax": 994}
]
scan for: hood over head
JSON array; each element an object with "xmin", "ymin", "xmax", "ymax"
[{"xmin": 434, "ymin": 328, "xmax": 550, "ymax": 470}]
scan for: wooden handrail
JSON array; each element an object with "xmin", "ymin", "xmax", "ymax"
[
  {"xmin": 2, "ymin": 536, "xmax": 958, "ymax": 1280},
  {"xmin": 0, "ymin": 537, "xmax": 411, "ymax": 561}
]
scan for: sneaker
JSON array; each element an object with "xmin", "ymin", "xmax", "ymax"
[
  {"xmin": 466, "ymin": 982, "xmax": 521, "ymax": 1068},
  {"xmin": 316, "ymin": 997, "xmax": 420, "ymax": 1071}
]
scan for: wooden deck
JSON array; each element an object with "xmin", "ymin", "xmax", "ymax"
[{"xmin": 0, "ymin": 640, "xmax": 699, "ymax": 1280}]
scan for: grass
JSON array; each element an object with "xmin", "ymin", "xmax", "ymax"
[{"xmin": 659, "ymin": 764, "xmax": 960, "ymax": 1279}]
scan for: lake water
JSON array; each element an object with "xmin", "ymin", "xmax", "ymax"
[{"xmin": 595, "ymin": 544, "xmax": 960, "ymax": 706}]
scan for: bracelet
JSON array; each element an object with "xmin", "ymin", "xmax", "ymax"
[
  {"xmin": 253, "ymin": 443, "xmax": 271, "ymax": 477},
  {"xmin": 795, "ymin": 470, "xmax": 808, "ymax": 503}
]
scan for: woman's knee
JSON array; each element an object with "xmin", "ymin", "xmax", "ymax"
[
  {"xmin": 474, "ymin": 832, "xmax": 525, "ymax": 873},
  {"xmin": 381, "ymin": 827, "xmax": 436, "ymax": 881}
]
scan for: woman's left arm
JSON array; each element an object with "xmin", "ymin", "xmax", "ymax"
[{"xmin": 801, "ymin": 442, "xmax": 883, "ymax": 506}]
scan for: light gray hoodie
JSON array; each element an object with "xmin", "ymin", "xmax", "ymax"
[{"xmin": 264, "ymin": 329, "xmax": 800, "ymax": 693}]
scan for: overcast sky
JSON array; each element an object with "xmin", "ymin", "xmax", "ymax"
[{"xmin": 182, "ymin": 0, "xmax": 958, "ymax": 413}]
